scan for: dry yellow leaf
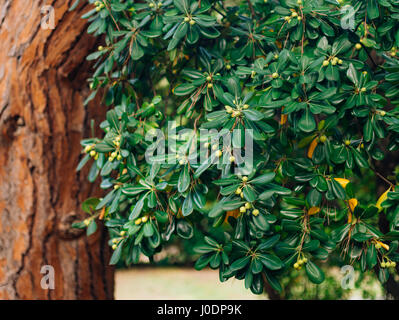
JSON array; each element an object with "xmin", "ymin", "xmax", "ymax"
[
  {"xmin": 224, "ymin": 209, "xmax": 241, "ymax": 224},
  {"xmin": 348, "ymin": 198, "xmax": 358, "ymax": 212},
  {"xmin": 308, "ymin": 206, "xmax": 320, "ymax": 215},
  {"xmin": 377, "ymin": 240, "xmax": 390, "ymax": 251},
  {"xmin": 307, "ymin": 138, "xmax": 318, "ymax": 159},
  {"xmin": 376, "ymin": 187, "xmax": 391, "ymax": 211},
  {"xmin": 334, "ymin": 178, "xmax": 350, "ymax": 189}
]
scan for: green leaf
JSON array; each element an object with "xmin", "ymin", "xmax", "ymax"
[
  {"xmin": 364, "ymin": 118, "xmax": 373, "ymax": 142},
  {"xmin": 109, "ymin": 241, "xmax": 125, "ymax": 265},
  {"xmin": 173, "ymin": 83, "xmax": 196, "ymax": 96},
  {"xmin": 379, "ymin": 268, "xmax": 389, "ymax": 284},
  {"xmin": 367, "ymin": 244, "xmax": 377, "ymax": 268},
  {"xmin": 230, "ymin": 256, "xmax": 251, "ymax": 271},
  {"xmin": 86, "ymin": 220, "xmax": 97, "ymax": 236},
  {"xmin": 131, "ymin": 41, "xmax": 144, "ymax": 60},
  {"xmin": 352, "ymin": 148, "xmax": 369, "ymax": 168},
  {"xmin": 243, "ymin": 185, "xmax": 257, "ymax": 202},
  {"xmin": 174, "ymin": 22, "xmax": 188, "ymax": 39},
  {"xmin": 129, "ymin": 194, "xmax": 146, "ymax": 220},
  {"xmin": 251, "ymin": 258, "xmax": 264, "ymax": 274},
  {"xmin": 122, "ymin": 185, "xmax": 149, "ymax": 196},
  {"xmin": 298, "ymin": 108, "xmax": 316, "ymax": 133},
  {"xmin": 257, "ymin": 235, "xmax": 280, "ymax": 251},
  {"xmin": 250, "ymin": 172, "xmax": 275, "ymax": 185},
  {"xmin": 95, "ymin": 141, "xmax": 115, "ymax": 153},
  {"xmin": 330, "ymin": 178, "xmax": 346, "ymax": 200},
  {"xmin": 194, "ymin": 156, "xmax": 212, "ymax": 178},
  {"xmin": 82, "ymin": 198, "xmax": 100, "ymax": 213},
  {"xmin": 264, "ymin": 272, "xmax": 282, "ymax": 293},
  {"xmin": 194, "ymin": 254, "xmax": 213, "ymax": 270},
  {"xmin": 69, "ymin": 0, "xmax": 80, "ymax": 11},
  {"xmin": 244, "ymin": 268, "xmax": 253, "ymax": 289},
  {"xmin": 253, "ymin": 214, "xmax": 270, "ymax": 231},
  {"xmin": 182, "ymin": 192, "xmax": 194, "ymax": 216},
  {"xmin": 307, "ymin": 189, "xmax": 322, "ymax": 207},
  {"xmin": 154, "ymin": 210, "xmax": 169, "ymax": 224},
  {"xmin": 242, "ymin": 109, "xmax": 264, "ymax": 121},
  {"xmin": 305, "ymin": 260, "xmax": 325, "ymax": 284},
  {"xmin": 259, "ymin": 253, "xmax": 284, "ymax": 270},
  {"xmin": 176, "ymin": 220, "xmax": 194, "ymax": 239},
  {"xmin": 331, "ymin": 224, "xmax": 351, "ymax": 242},
  {"xmin": 367, "ymin": 0, "xmax": 379, "ymax": 19},
  {"xmin": 178, "ymin": 165, "xmax": 190, "ymax": 193},
  {"xmin": 143, "ymin": 221, "xmax": 154, "ymax": 237}
]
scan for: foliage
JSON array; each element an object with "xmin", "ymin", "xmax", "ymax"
[{"xmin": 73, "ymin": 0, "xmax": 399, "ymax": 295}]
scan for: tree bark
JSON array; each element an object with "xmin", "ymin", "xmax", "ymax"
[{"xmin": 0, "ymin": 0, "xmax": 114, "ymax": 299}]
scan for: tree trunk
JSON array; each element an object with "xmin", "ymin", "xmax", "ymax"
[{"xmin": 0, "ymin": 0, "xmax": 114, "ymax": 299}]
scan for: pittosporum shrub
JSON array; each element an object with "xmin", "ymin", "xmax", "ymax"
[{"xmin": 73, "ymin": 0, "xmax": 399, "ymax": 295}]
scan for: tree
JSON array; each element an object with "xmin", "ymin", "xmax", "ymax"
[
  {"xmin": 76, "ymin": 0, "xmax": 399, "ymax": 299},
  {"xmin": 0, "ymin": 1, "xmax": 113, "ymax": 299}
]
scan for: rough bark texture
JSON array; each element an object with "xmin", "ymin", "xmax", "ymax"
[{"xmin": 0, "ymin": 0, "xmax": 114, "ymax": 299}]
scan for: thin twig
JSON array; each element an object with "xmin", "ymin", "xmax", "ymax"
[{"xmin": 246, "ymin": 0, "xmax": 255, "ymax": 18}]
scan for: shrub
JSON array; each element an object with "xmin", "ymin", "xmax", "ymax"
[{"xmin": 74, "ymin": 0, "xmax": 399, "ymax": 295}]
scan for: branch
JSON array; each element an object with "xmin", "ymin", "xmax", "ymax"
[{"xmin": 246, "ymin": 0, "xmax": 255, "ymax": 18}]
